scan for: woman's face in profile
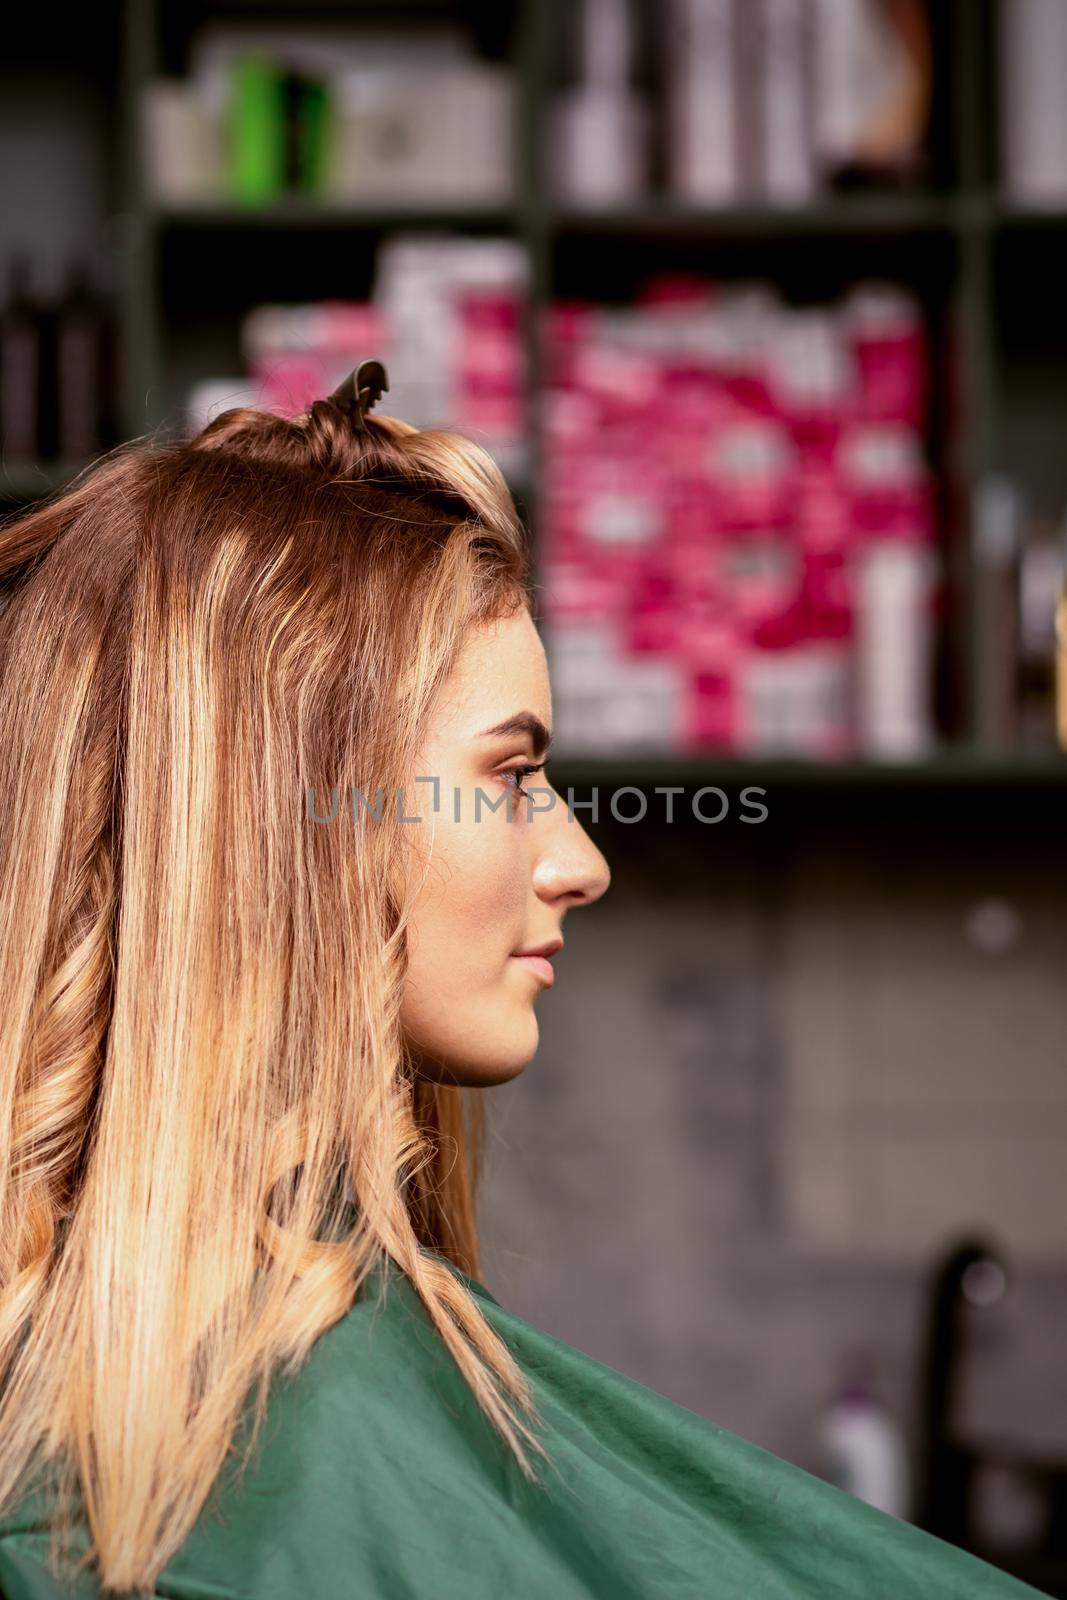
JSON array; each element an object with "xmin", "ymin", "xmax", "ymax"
[{"xmin": 400, "ymin": 607, "xmax": 611, "ymax": 1087}]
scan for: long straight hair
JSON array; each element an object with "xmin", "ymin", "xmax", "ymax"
[{"xmin": 0, "ymin": 397, "xmax": 548, "ymax": 1591}]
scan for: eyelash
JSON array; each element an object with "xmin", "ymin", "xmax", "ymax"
[{"xmin": 499, "ymin": 762, "xmax": 546, "ymax": 801}]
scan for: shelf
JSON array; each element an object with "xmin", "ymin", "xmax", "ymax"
[
  {"xmin": 142, "ymin": 193, "xmax": 1067, "ymax": 246},
  {"xmin": 544, "ymin": 194, "xmax": 962, "ymax": 239},
  {"xmin": 150, "ymin": 200, "xmax": 518, "ymax": 231},
  {"xmin": 104, "ymin": 0, "xmax": 1067, "ymax": 804},
  {"xmin": 149, "ymin": 194, "xmax": 982, "ymax": 240},
  {"xmin": 547, "ymin": 748, "xmax": 1067, "ymax": 789},
  {"xmin": 985, "ymin": 200, "xmax": 1067, "ymax": 230}
]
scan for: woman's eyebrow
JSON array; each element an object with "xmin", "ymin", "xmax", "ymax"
[{"xmin": 477, "ymin": 712, "xmax": 553, "ymax": 758}]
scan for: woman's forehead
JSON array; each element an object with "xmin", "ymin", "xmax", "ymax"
[{"xmin": 435, "ymin": 613, "xmax": 550, "ymax": 735}]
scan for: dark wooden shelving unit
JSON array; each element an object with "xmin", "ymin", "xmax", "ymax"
[
  {"xmin": 5, "ymin": 0, "xmax": 1065, "ymax": 793},
  {"xmin": 150, "ymin": 202, "xmax": 520, "ymax": 229},
  {"xmin": 0, "ymin": 459, "xmax": 94, "ymax": 502}
]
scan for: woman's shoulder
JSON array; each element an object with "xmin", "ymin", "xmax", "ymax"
[
  {"xmin": 0, "ymin": 1250, "xmax": 1050, "ymax": 1599},
  {"xmin": 0, "ymin": 1252, "xmax": 494, "ymax": 1599},
  {"xmin": 178, "ymin": 1249, "xmax": 1046, "ymax": 1600},
  {"xmin": 437, "ymin": 1257, "xmax": 1048, "ymax": 1600}
]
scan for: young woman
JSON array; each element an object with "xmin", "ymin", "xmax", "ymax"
[{"xmin": 0, "ymin": 375, "xmax": 1047, "ymax": 1598}]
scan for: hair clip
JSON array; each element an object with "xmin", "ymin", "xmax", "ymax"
[{"xmin": 329, "ymin": 359, "xmax": 389, "ymax": 432}]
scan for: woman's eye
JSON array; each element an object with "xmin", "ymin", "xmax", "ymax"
[{"xmin": 499, "ymin": 763, "xmax": 545, "ymax": 802}]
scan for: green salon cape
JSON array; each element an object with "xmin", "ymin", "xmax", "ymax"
[{"xmin": 0, "ymin": 1247, "xmax": 1049, "ymax": 1599}]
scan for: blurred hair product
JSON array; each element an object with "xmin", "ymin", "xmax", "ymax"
[
  {"xmin": 666, "ymin": 0, "xmax": 739, "ymax": 203},
  {"xmin": 999, "ymin": 0, "xmax": 1067, "ymax": 204},
  {"xmin": 542, "ymin": 280, "xmax": 936, "ymax": 757},
  {"xmin": 291, "ymin": 73, "xmax": 331, "ymax": 195},
  {"xmin": 845, "ymin": 424, "xmax": 936, "ymax": 757},
  {"xmin": 142, "ymin": 79, "xmax": 225, "ymax": 204},
  {"xmin": 0, "ymin": 254, "xmax": 43, "ymax": 461},
  {"xmin": 185, "ymin": 378, "xmax": 263, "ymax": 435},
  {"xmin": 813, "ymin": 0, "xmax": 931, "ymax": 186},
  {"xmin": 51, "ymin": 258, "xmax": 114, "ymax": 462},
  {"xmin": 375, "ymin": 234, "xmax": 527, "ymax": 475},
  {"xmin": 228, "ymin": 54, "xmax": 287, "ymax": 204},
  {"xmin": 243, "ymin": 301, "xmax": 387, "ymax": 420},
  {"xmin": 972, "ymin": 475, "xmax": 1021, "ymax": 751},
  {"xmin": 768, "ymin": 306, "xmax": 851, "ymax": 455},
  {"xmin": 331, "ymin": 68, "xmax": 434, "ymax": 203},
  {"xmin": 184, "ymin": 19, "xmax": 508, "ymax": 206},
  {"xmin": 330, "ymin": 61, "xmax": 512, "ymax": 205},
  {"xmin": 553, "ymin": 0, "xmax": 649, "ymax": 205},
  {"xmin": 436, "ymin": 62, "xmax": 514, "ymax": 204},
  {"xmin": 757, "ymin": 0, "xmax": 816, "ymax": 202},
  {"xmin": 1018, "ymin": 506, "xmax": 1067, "ymax": 750},
  {"xmin": 854, "ymin": 538, "xmax": 935, "ymax": 757},
  {"xmin": 842, "ymin": 282, "xmax": 926, "ymax": 429},
  {"xmin": 818, "ymin": 1350, "xmax": 910, "ymax": 1519},
  {"xmin": 239, "ymin": 235, "xmax": 526, "ymax": 478},
  {"xmin": 741, "ymin": 603, "xmax": 853, "ymax": 756},
  {"xmin": 1056, "ymin": 542, "xmax": 1067, "ymax": 752}
]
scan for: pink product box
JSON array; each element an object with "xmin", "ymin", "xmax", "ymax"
[
  {"xmin": 709, "ymin": 468, "xmax": 794, "ymax": 539},
  {"xmin": 249, "ymin": 354, "xmax": 337, "ymax": 419},
  {"xmin": 454, "ymin": 376, "xmax": 525, "ymax": 440},
  {"xmin": 542, "ymin": 501, "xmax": 664, "ymax": 592},
  {"xmin": 455, "ymin": 295, "xmax": 524, "ymax": 377},
  {"xmin": 685, "ymin": 670, "xmax": 737, "ymax": 750},
  {"xmin": 660, "ymin": 367, "xmax": 735, "ymax": 426},
  {"xmin": 544, "ymin": 301, "xmax": 596, "ymax": 341},
  {"xmin": 455, "ymin": 323, "xmax": 524, "ymax": 382},
  {"xmin": 542, "ymin": 452, "xmax": 671, "ymax": 561},
  {"xmin": 454, "ymin": 320, "xmax": 525, "ymax": 443},
  {"xmin": 674, "ymin": 592, "xmax": 739, "ymax": 751},
  {"xmin": 567, "ymin": 345, "xmax": 670, "ymax": 427},
  {"xmin": 802, "ymin": 548, "xmax": 856, "ymax": 621},
  {"xmin": 794, "ymin": 468, "xmax": 856, "ymax": 559},
  {"xmin": 245, "ymin": 301, "xmax": 388, "ymax": 419},
  {"xmin": 455, "ymin": 286, "xmax": 523, "ymax": 336},
  {"xmin": 850, "ymin": 324, "xmax": 926, "ymax": 430},
  {"xmin": 636, "ymin": 273, "xmax": 717, "ymax": 309},
  {"xmin": 780, "ymin": 400, "xmax": 848, "ymax": 464},
  {"xmin": 849, "ymin": 474, "xmax": 936, "ymax": 542},
  {"xmin": 542, "ymin": 303, "xmax": 597, "ymax": 386},
  {"xmin": 456, "ymin": 397, "xmax": 526, "ymax": 443},
  {"xmin": 717, "ymin": 531, "xmax": 804, "ymax": 631},
  {"xmin": 315, "ymin": 301, "xmax": 388, "ymax": 351},
  {"xmin": 540, "ymin": 560, "xmax": 633, "ymax": 623},
  {"xmin": 719, "ymin": 366, "xmax": 775, "ymax": 423},
  {"xmin": 626, "ymin": 571, "xmax": 682, "ymax": 655},
  {"xmin": 680, "ymin": 640, "xmax": 857, "ymax": 759}
]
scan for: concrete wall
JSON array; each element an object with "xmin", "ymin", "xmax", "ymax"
[{"xmin": 478, "ymin": 801, "xmax": 1067, "ymax": 1499}]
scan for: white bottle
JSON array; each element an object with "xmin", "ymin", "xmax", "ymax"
[
  {"xmin": 758, "ymin": 0, "xmax": 816, "ymax": 203},
  {"xmin": 667, "ymin": 0, "xmax": 739, "ymax": 203},
  {"xmin": 845, "ymin": 425, "xmax": 937, "ymax": 759},
  {"xmin": 553, "ymin": 0, "xmax": 649, "ymax": 207},
  {"xmin": 1000, "ymin": 0, "xmax": 1067, "ymax": 206},
  {"xmin": 818, "ymin": 1357, "xmax": 910, "ymax": 1520},
  {"xmin": 855, "ymin": 539, "xmax": 936, "ymax": 758}
]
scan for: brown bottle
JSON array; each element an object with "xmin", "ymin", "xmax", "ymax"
[
  {"xmin": 0, "ymin": 253, "xmax": 43, "ymax": 461},
  {"xmin": 53, "ymin": 256, "xmax": 111, "ymax": 463}
]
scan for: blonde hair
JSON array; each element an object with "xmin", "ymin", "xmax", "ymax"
[{"xmin": 0, "ymin": 398, "xmax": 548, "ymax": 1592}]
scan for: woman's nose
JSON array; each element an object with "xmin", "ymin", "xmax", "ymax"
[{"xmin": 530, "ymin": 793, "xmax": 612, "ymax": 908}]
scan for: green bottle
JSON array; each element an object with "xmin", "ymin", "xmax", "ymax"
[
  {"xmin": 228, "ymin": 53, "xmax": 286, "ymax": 205},
  {"xmin": 297, "ymin": 76, "xmax": 331, "ymax": 196}
]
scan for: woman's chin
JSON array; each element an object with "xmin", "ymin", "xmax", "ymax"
[{"xmin": 408, "ymin": 1008, "xmax": 539, "ymax": 1087}]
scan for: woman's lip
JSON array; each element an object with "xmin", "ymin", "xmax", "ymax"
[{"xmin": 510, "ymin": 953, "xmax": 555, "ymax": 987}]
